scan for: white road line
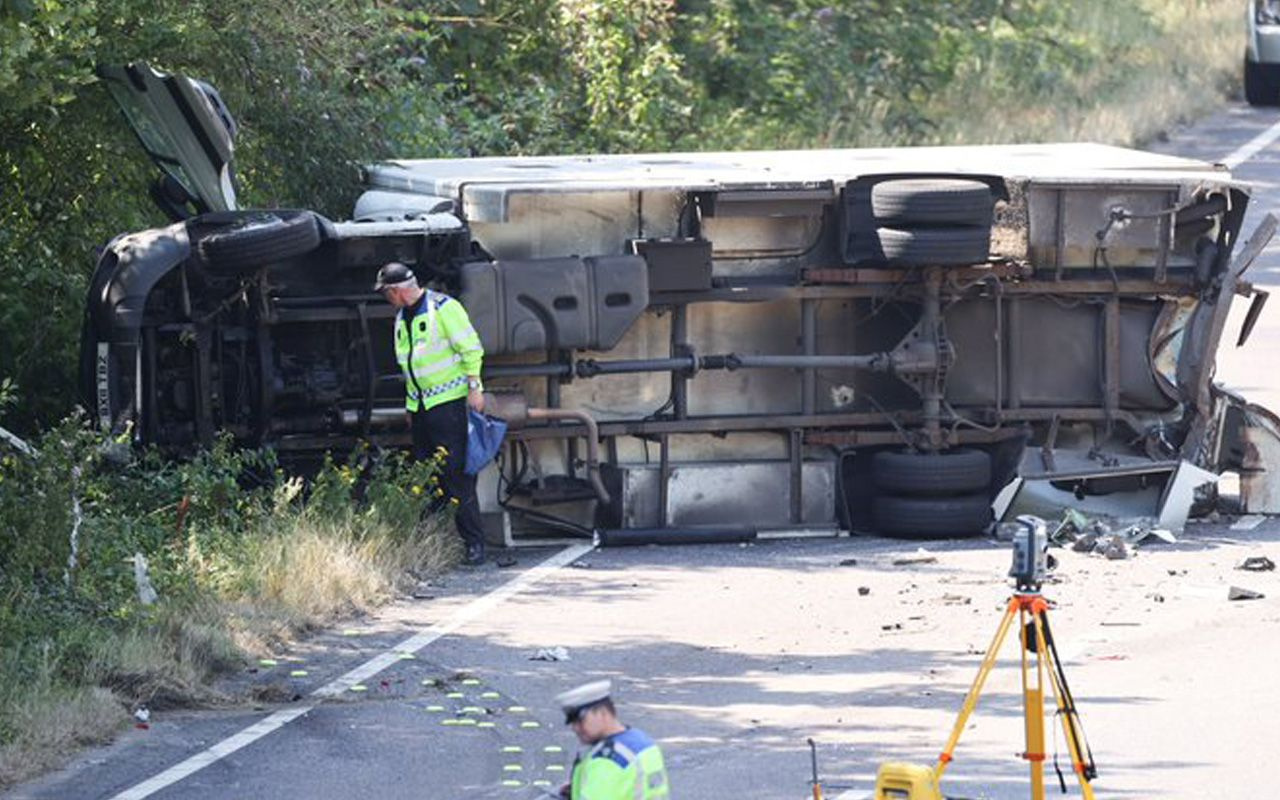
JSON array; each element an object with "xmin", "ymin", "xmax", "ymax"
[
  {"xmin": 110, "ymin": 542, "xmax": 595, "ymax": 800},
  {"xmin": 1223, "ymin": 114, "xmax": 1280, "ymax": 168},
  {"xmin": 110, "ymin": 707, "xmax": 314, "ymax": 800}
]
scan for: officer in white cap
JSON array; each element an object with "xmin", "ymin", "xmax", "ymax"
[{"xmin": 555, "ymin": 679, "xmax": 670, "ymax": 799}]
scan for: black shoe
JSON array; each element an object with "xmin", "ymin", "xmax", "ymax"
[{"xmin": 464, "ymin": 542, "xmax": 486, "ymax": 566}]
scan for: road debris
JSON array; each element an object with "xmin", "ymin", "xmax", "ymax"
[
  {"xmin": 892, "ymin": 550, "xmax": 937, "ymax": 566},
  {"xmin": 1071, "ymin": 531, "xmax": 1100, "ymax": 552},
  {"xmin": 1237, "ymin": 556, "xmax": 1275, "ymax": 572},
  {"xmin": 1102, "ymin": 539, "xmax": 1131, "ymax": 561},
  {"xmin": 1046, "ymin": 508, "xmax": 1183, "ymax": 562},
  {"xmin": 857, "ymin": 586, "xmax": 871, "ymax": 596},
  {"xmin": 530, "ymin": 646, "xmax": 571, "ymax": 662},
  {"xmin": 1001, "ymin": 458, "xmax": 1217, "ymax": 535},
  {"xmin": 1230, "ymin": 515, "xmax": 1267, "ymax": 531},
  {"xmin": 1051, "ymin": 509, "xmax": 1091, "ymax": 541},
  {"xmin": 1228, "ymin": 586, "xmax": 1266, "ymax": 601}
]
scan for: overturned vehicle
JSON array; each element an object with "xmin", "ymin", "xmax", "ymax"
[{"xmin": 83, "ymin": 63, "xmax": 1278, "ymax": 544}]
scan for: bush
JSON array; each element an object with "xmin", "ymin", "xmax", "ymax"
[{"xmin": 0, "ymin": 421, "xmax": 451, "ymax": 787}]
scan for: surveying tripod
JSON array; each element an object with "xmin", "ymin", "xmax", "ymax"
[{"xmin": 934, "ymin": 590, "xmax": 1098, "ymax": 800}]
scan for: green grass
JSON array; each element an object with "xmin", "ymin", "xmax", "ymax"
[{"xmin": 0, "ymin": 431, "xmax": 456, "ymax": 789}]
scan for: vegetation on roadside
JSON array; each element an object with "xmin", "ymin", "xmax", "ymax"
[
  {"xmin": 0, "ymin": 0, "xmax": 1245, "ymax": 788},
  {"xmin": 0, "ymin": 0, "xmax": 1242, "ymax": 435},
  {"xmin": 0, "ymin": 426, "xmax": 453, "ymax": 786}
]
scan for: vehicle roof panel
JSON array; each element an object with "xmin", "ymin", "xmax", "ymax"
[{"xmin": 365, "ymin": 143, "xmax": 1237, "ymax": 202}]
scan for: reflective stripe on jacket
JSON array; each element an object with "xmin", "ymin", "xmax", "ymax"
[
  {"xmin": 570, "ymin": 728, "xmax": 669, "ymax": 800},
  {"xmin": 393, "ymin": 291, "xmax": 484, "ymax": 413}
]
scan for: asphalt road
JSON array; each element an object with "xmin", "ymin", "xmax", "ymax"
[{"xmin": 11, "ymin": 102, "xmax": 1280, "ymax": 800}]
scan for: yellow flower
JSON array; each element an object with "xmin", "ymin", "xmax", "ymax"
[
  {"xmin": 449, "ymin": 497, "xmax": 459, "ymax": 506},
  {"xmin": 411, "ymin": 485, "xmax": 423, "ymax": 496},
  {"xmin": 434, "ymin": 488, "xmax": 444, "ymax": 497}
]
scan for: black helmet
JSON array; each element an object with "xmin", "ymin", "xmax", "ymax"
[{"xmin": 373, "ymin": 261, "xmax": 417, "ymax": 291}]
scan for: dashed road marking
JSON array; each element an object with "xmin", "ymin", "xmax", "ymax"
[{"xmin": 109, "ymin": 543, "xmax": 594, "ymax": 800}]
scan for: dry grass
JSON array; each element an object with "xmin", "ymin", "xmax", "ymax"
[
  {"xmin": 88, "ymin": 615, "xmax": 241, "ymax": 710},
  {"xmin": 0, "ymin": 510, "xmax": 457, "ymax": 791},
  {"xmin": 223, "ymin": 513, "xmax": 459, "ymax": 655},
  {"xmin": 927, "ymin": 0, "xmax": 1239, "ymax": 147},
  {"xmin": 0, "ymin": 686, "xmax": 125, "ymax": 787}
]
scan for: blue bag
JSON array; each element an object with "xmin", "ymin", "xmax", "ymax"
[{"xmin": 465, "ymin": 409, "xmax": 508, "ymax": 475}]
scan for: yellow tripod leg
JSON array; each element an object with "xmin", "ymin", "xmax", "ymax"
[
  {"xmin": 934, "ymin": 599, "xmax": 1018, "ymax": 779},
  {"xmin": 1020, "ymin": 606, "xmax": 1047, "ymax": 800},
  {"xmin": 1031, "ymin": 610, "xmax": 1096, "ymax": 800}
]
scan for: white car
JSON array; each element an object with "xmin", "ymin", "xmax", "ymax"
[{"xmin": 1247, "ymin": 0, "xmax": 1280, "ymax": 104}]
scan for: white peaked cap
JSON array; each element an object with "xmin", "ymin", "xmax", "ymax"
[{"xmin": 555, "ymin": 679, "xmax": 612, "ymax": 715}]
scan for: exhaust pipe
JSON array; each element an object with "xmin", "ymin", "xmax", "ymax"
[
  {"xmin": 525, "ymin": 406, "xmax": 610, "ymax": 506},
  {"xmin": 483, "ymin": 391, "xmax": 611, "ymax": 506}
]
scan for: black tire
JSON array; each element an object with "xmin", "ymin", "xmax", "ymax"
[
  {"xmin": 872, "ymin": 493, "xmax": 993, "ymax": 538},
  {"xmin": 872, "ymin": 448, "xmax": 992, "ymax": 496},
  {"xmin": 1245, "ymin": 57, "xmax": 1280, "ymax": 107},
  {"xmin": 196, "ymin": 210, "xmax": 323, "ymax": 269},
  {"xmin": 865, "ymin": 179, "xmax": 994, "ymax": 227},
  {"xmin": 873, "ymin": 225, "xmax": 990, "ymax": 265}
]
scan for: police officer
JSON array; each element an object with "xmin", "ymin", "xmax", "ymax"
[
  {"xmin": 556, "ymin": 680, "xmax": 670, "ymax": 799},
  {"xmin": 374, "ymin": 261, "xmax": 487, "ymax": 565}
]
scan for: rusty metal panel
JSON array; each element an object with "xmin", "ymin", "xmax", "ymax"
[
  {"xmin": 1007, "ymin": 298, "xmax": 1102, "ymax": 407},
  {"xmin": 1026, "ymin": 185, "xmax": 1190, "ymax": 269}
]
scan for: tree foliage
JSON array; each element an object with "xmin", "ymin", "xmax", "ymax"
[{"xmin": 0, "ymin": 0, "xmax": 1240, "ymax": 432}]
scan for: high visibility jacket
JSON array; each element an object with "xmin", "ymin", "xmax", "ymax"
[
  {"xmin": 394, "ymin": 291, "xmax": 484, "ymax": 413},
  {"xmin": 570, "ymin": 728, "xmax": 670, "ymax": 800}
]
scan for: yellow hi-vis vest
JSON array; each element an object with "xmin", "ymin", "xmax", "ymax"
[
  {"xmin": 394, "ymin": 291, "xmax": 484, "ymax": 413},
  {"xmin": 570, "ymin": 728, "xmax": 670, "ymax": 800}
]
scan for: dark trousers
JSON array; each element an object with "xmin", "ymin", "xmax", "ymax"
[{"xmin": 411, "ymin": 397, "xmax": 484, "ymax": 548}]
